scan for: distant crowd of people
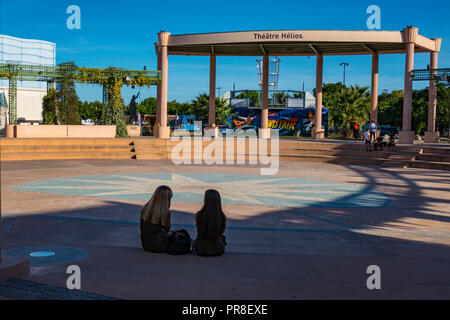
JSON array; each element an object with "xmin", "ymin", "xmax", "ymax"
[
  {"xmin": 363, "ymin": 120, "xmax": 395, "ymax": 152},
  {"xmin": 140, "ymin": 186, "xmax": 227, "ymax": 257}
]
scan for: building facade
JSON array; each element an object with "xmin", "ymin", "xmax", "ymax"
[{"xmin": 0, "ymin": 34, "xmax": 56, "ymax": 132}]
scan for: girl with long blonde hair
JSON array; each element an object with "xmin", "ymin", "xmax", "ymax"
[{"xmin": 140, "ymin": 186, "xmax": 173, "ymax": 252}]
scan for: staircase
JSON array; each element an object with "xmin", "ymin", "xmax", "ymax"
[
  {"xmin": 0, "ymin": 138, "xmax": 136, "ymax": 161},
  {"xmin": 277, "ymin": 140, "xmax": 421, "ymax": 168},
  {"xmin": 1, "ymin": 138, "xmax": 449, "ymax": 171},
  {"xmin": 408, "ymin": 146, "xmax": 450, "ymax": 171},
  {"xmin": 133, "ymin": 139, "xmax": 170, "ymax": 160}
]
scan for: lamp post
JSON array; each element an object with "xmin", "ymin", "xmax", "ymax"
[
  {"xmin": 340, "ymin": 62, "xmax": 349, "ymax": 86},
  {"xmin": 216, "ymin": 87, "xmax": 222, "ymax": 98}
]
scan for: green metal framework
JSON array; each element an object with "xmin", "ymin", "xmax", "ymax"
[
  {"xmin": 8, "ymin": 77, "xmax": 17, "ymax": 126},
  {"xmin": 102, "ymin": 85, "xmax": 109, "ymax": 104},
  {"xmin": 0, "ymin": 63, "xmax": 161, "ymax": 124},
  {"xmin": 411, "ymin": 68, "xmax": 450, "ymax": 84}
]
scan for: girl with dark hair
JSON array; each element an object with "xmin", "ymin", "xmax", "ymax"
[{"xmin": 194, "ymin": 189, "xmax": 227, "ymax": 256}]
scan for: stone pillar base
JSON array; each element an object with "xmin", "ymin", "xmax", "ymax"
[
  {"xmin": 6, "ymin": 125, "xmax": 16, "ymax": 138},
  {"xmin": 398, "ymin": 131, "xmax": 415, "ymax": 144},
  {"xmin": 204, "ymin": 127, "xmax": 219, "ymax": 138},
  {"xmin": 0, "ymin": 256, "xmax": 29, "ymax": 282},
  {"xmin": 157, "ymin": 126, "xmax": 170, "ymax": 139},
  {"xmin": 424, "ymin": 131, "xmax": 440, "ymax": 144},
  {"xmin": 312, "ymin": 129, "xmax": 325, "ymax": 140},
  {"xmin": 258, "ymin": 128, "xmax": 271, "ymax": 139}
]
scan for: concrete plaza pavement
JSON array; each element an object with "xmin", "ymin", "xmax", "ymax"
[{"xmin": 1, "ymin": 159, "xmax": 450, "ymax": 299}]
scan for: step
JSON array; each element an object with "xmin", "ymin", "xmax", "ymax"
[
  {"xmin": 134, "ymin": 145, "xmax": 169, "ymax": 152},
  {"xmin": 0, "ymin": 138, "xmax": 134, "ymax": 147},
  {"xmin": 279, "ymin": 140, "xmax": 368, "ymax": 151},
  {"xmin": 392, "ymin": 146, "xmax": 423, "ymax": 153},
  {"xmin": 408, "ymin": 160, "xmax": 450, "ymax": 171},
  {"xmin": 422, "ymin": 147, "xmax": 450, "ymax": 155},
  {"xmin": 135, "ymin": 152, "xmax": 169, "ymax": 160},
  {"xmin": 1, "ymin": 145, "xmax": 134, "ymax": 154},
  {"xmin": 142, "ymin": 152, "xmax": 384, "ymax": 165},
  {"xmin": 278, "ymin": 148, "xmax": 390, "ymax": 158},
  {"xmin": 386, "ymin": 154, "xmax": 416, "ymax": 161},
  {"xmin": 1, "ymin": 151, "xmax": 136, "ymax": 161},
  {"xmin": 416, "ymin": 154, "xmax": 450, "ymax": 163},
  {"xmin": 278, "ymin": 154, "xmax": 385, "ymax": 165},
  {"xmin": 380, "ymin": 160, "xmax": 410, "ymax": 168}
]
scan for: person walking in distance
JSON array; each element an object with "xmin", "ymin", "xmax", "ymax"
[{"xmin": 370, "ymin": 120, "xmax": 377, "ymax": 143}]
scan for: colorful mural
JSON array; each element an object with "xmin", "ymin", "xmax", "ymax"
[
  {"xmin": 268, "ymin": 118, "xmax": 298, "ymax": 131},
  {"xmin": 226, "ymin": 107, "xmax": 328, "ymax": 136}
]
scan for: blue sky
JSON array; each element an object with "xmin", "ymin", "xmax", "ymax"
[{"xmin": 1, "ymin": 0, "xmax": 449, "ymax": 104}]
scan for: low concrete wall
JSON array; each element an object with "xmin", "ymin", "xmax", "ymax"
[
  {"xmin": 15, "ymin": 125, "xmax": 67, "ymax": 138},
  {"xmin": 6, "ymin": 125, "xmax": 116, "ymax": 138},
  {"xmin": 67, "ymin": 126, "xmax": 116, "ymax": 138},
  {"xmin": 127, "ymin": 126, "xmax": 141, "ymax": 137}
]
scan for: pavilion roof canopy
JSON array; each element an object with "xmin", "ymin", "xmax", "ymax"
[{"xmin": 164, "ymin": 29, "xmax": 440, "ymax": 56}]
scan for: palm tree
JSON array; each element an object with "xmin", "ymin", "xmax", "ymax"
[
  {"xmin": 325, "ymin": 84, "xmax": 371, "ymax": 138},
  {"xmin": 191, "ymin": 93, "xmax": 233, "ymax": 125}
]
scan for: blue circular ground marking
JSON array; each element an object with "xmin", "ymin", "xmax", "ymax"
[
  {"xmin": 10, "ymin": 172, "xmax": 390, "ymax": 208},
  {"xmin": 5, "ymin": 246, "xmax": 88, "ymax": 266}
]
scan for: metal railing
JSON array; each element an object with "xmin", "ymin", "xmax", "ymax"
[
  {"xmin": 230, "ymin": 89, "xmax": 305, "ymax": 109},
  {"xmin": 411, "ymin": 68, "xmax": 450, "ymax": 83}
]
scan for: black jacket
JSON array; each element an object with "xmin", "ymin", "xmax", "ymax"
[
  {"xmin": 140, "ymin": 219, "xmax": 170, "ymax": 253},
  {"xmin": 194, "ymin": 236, "xmax": 227, "ymax": 257}
]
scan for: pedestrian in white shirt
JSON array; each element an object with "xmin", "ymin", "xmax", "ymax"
[
  {"xmin": 370, "ymin": 121, "xmax": 377, "ymax": 143},
  {"xmin": 363, "ymin": 129, "xmax": 372, "ymax": 152}
]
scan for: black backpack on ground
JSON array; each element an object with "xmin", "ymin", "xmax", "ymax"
[{"xmin": 166, "ymin": 229, "xmax": 192, "ymax": 255}]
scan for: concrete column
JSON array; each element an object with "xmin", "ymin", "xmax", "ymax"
[
  {"xmin": 154, "ymin": 43, "xmax": 162, "ymax": 137},
  {"xmin": 157, "ymin": 32, "xmax": 171, "ymax": 139},
  {"xmin": 259, "ymin": 55, "xmax": 270, "ymax": 139},
  {"xmin": 370, "ymin": 54, "xmax": 379, "ymax": 124},
  {"xmin": 425, "ymin": 48, "xmax": 440, "ymax": 143},
  {"xmin": 205, "ymin": 55, "xmax": 218, "ymax": 137},
  {"xmin": 313, "ymin": 54, "xmax": 325, "ymax": 139},
  {"xmin": 399, "ymin": 27, "xmax": 418, "ymax": 144}
]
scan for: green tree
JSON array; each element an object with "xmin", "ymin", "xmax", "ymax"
[
  {"xmin": 136, "ymin": 97, "xmax": 157, "ymax": 115},
  {"xmin": 215, "ymin": 97, "xmax": 234, "ymax": 125},
  {"xmin": 237, "ymin": 91, "xmax": 259, "ymax": 107},
  {"xmin": 411, "ymin": 88, "xmax": 428, "ymax": 135},
  {"xmin": 168, "ymin": 100, "xmax": 192, "ymax": 116},
  {"xmin": 42, "ymin": 88, "xmax": 58, "ymax": 124},
  {"xmin": 436, "ymin": 84, "xmax": 450, "ymax": 135},
  {"xmin": 378, "ymin": 90, "xmax": 403, "ymax": 128},
  {"xmin": 79, "ymin": 101, "xmax": 103, "ymax": 123},
  {"xmin": 377, "ymin": 86, "xmax": 449, "ymax": 136},
  {"xmin": 323, "ymin": 83, "xmax": 371, "ymax": 137},
  {"xmin": 189, "ymin": 93, "xmax": 233, "ymax": 125},
  {"xmin": 190, "ymin": 93, "xmax": 210, "ymax": 122}
]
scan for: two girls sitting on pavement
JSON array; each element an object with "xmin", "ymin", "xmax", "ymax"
[{"xmin": 140, "ymin": 186, "xmax": 227, "ymax": 257}]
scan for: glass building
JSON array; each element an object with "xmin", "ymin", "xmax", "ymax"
[
  {"xmin": 0, "ymin": 34, "xmax": 56, "ymax": 88},
  {"xmin": 0, "ymin": 35, "xmax": 56, "ymax": 128}
]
